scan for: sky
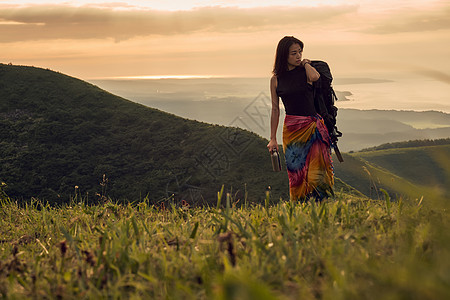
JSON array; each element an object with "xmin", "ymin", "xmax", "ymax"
[{"xmin": 1, "ymin": 0, "xmax": 450, "ymax": 81}]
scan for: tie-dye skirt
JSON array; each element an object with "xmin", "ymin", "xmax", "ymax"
[{"xmin": 282, "ymin": 114, "xmax": 334, "ymax": 201}]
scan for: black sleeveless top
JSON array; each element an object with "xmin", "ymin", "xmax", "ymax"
[{"xmin": 276, "ymin": 66, "xmax": 316, "ymax": 116}]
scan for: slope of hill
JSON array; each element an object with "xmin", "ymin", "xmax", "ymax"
[
  {"xmin": 1, "ymin": 64, "xmax": 297, "ymax": 204},
  {"xmin": 333, "ymin": 141, "xmax": 450, "ymax": 201},
  {"xmin": 336, "ymin": 109, "xmax": 450, "ymax": 152},
  {"xmin": 359, "ymin": 138, "xmax": 450, "ymax": 151}
]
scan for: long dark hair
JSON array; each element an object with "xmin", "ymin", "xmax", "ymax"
[{"xmin": 273, "ymin": 36, "xmax": 304, "ymax": 77}]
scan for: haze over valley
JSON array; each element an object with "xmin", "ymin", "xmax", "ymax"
[{"xmin": 90, "ymin": 76, "xmax": 450, "ymax": 152}]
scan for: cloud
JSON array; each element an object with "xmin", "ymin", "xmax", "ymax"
[
  {"xmin": 0, "ymin": 4, "xmax": 357, "ymax": 42},
  {"xmin": 363, "ymin": 6, "xmax": 450, "ymax": 34},
  {"xmin": 415, "ymin": 68, "xmax": 450, "ymax": 85}
]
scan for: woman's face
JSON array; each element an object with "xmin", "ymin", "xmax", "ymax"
[{"xmin": 287, "ymin": 43, "xmax": 302, "ymax": 69}]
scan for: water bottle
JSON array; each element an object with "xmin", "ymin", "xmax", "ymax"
[{"xmin": 271, "ymin": 149, "xmax": 282, "ymax": 172}]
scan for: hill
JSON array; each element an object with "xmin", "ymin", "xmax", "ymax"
[
  {"xmin": 336, "ymin": 109, "xmax": 450, "ymax": 152},
  {"xmin": 358, "ymin": 138, "xmax": 450, "ymax": 151},
  {"xmin": 333, "ymin": 141, "xmax": 450, "ymax": 201},
  {"xmin": 0, "ymin": 64, "xmax": 297, "ymax": 204}
]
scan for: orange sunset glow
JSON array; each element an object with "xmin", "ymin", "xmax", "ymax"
[{"xmin": 1, "ymin": 0, "xmax": 449, "ymax": 81}]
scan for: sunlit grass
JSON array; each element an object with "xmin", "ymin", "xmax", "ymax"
[{"xmin": 1, "ymin": 189, "xmax": 449, "ymax": 299}]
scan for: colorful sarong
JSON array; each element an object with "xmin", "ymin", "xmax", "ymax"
[{"xmin": 282, "ymin": 114, "xmax": 334, "ymax": 201}]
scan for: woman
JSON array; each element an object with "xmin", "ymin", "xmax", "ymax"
[{"xmin": 267, "ymin": 36, "xmax": 334, "ymax": 201}]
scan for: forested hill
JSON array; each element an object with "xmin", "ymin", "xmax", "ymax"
[
  {"xmin": 358, "ymin": 138, "xmax": 450, "ymax": 152},
  {"xmin": 333, "ymin": 142, "xmax": 450, "ymax": 201},
  {"xmin": 0, "ymin": 64, "xmax": 296, "ymax": 204}
]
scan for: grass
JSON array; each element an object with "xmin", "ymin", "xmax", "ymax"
[
  {"xmin": 334, "ymin": 145, "xmax": 450, "ymax": 202},
  {"xmin": 1, "ymin": 188, "xmax": 449, "ymax": 299},
  {"xmin": 355, "ymin": 145, "xmax": 450, "ymax": 188}
]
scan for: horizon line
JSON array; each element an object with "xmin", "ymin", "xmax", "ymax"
[{"xmin": 89, "ymin": 74, "xmax": 267, "ymax": 80}]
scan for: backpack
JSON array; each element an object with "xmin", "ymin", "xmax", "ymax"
[{"xmin": 310, "ymin": 60, "xmax": 344, "ymax": 162}]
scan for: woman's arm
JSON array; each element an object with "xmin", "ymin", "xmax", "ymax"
[
  {"xmin": 267, "ymin": 75, "xmax": 280, "ymax": 153},
  {"xmin": 302, "ymin": 59, "xmax": 320, "ymax": 83}
]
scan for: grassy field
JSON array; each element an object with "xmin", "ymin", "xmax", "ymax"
[{"xmin": 1, "ymin": 185, "xmax": 449, "ymax": 299}]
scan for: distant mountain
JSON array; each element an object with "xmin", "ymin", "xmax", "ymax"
[
  {"xmin": 337, "ymin": 109, "xmax": 450, "ymax": 152},
  {"xmin": 359, "ymin": 138, "xmax": 450, "ymax": 151},
  {"xmin": 90, "ymin": 78, "xmax": 450, "ymax": 152},
  {"xmin": 0, "ymin": 64, "xmax": 296, "ymax": 204},
  {"xmin": 333, "ymin": 141, "xmax": 450, "ymax": 201}
]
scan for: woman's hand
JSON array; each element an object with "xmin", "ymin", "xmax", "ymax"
[
  {"xmin": 267, "ymin": 139, "xmax": 279, "ymax": 153},
  {"xmin": 301, "ymin": 59, "xmax": 311, "ymax": 67},
  {"xmin": 302, "ymin": 59, "xmax": 320, "ymax": 83}
]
